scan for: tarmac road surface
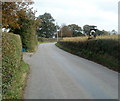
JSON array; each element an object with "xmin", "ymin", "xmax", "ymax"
[{"xmin": 24, "ymin": 43, "xmax": 118, "ymax": 99}]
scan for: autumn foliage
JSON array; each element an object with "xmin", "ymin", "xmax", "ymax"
[
  {"xmin": 2, "ymin": 2, "xmax": 40, "ymax": 51},
  {"xmin": 2, "ymin": 2, "xmax": 33, "ymax": 29}
]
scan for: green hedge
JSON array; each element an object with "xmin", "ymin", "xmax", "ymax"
[
  {"xmin": 57, "ymin": 39, "xmax": 120, "ymax": 71},
  {"xmin": 38, "ymin": 37, "xmax": 62, "ymax": 42},
  {"xmin": 21, "ymin": 31, "xmax": 38, "ymax": 52},
  {"xmin": 2, "ymin": 32, "xmax": 22, "ymax": 97},
  {"xmin": 38, "ymin": 37, "xmax": 56, "ymax": 42}
]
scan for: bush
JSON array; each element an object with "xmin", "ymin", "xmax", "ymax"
[
  {"xmin": 21, "ymin": 32, "xmax": 38, "ymax": 52},
  {"xmin": 18, "ymin": 25, "xmax": 38, "ymax": 52},
  {"xmin": 38, "ymin": 37, "xmax": 57, "ymax": 42},
  {"xmin": 13, "ymin": 18, "xmax": 38, "ymax": 52},
  {"xmin": 57, "ymin": 39, "xmax": 120, "ymax": 71},
  {"xmin": 2, "ymin": 32, "xmax": 22, "ymax": 98}
]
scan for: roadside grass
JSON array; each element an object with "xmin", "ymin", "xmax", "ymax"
[
  {"xmin": 56, "ymin": 35, "xmax": 119, "ymax": 72},
  {"xmin": 3, "ymin": 61, "xmax": 29, "ymax": 99},
  {"xmin": 38, "ymin": 41, "xmax": 56, "ymax": 44}
]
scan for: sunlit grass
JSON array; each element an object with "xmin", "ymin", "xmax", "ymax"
[
  {"xmin": 63, "ymin": 35, "xmax": 119, "ymax": 42},
  {"xmin": 96, "ymin": 35, "xmax": 119, "ymax": 40},
  {"xmin": 63, "ymin": 36, "xmax": 88, "ymax": 41}
]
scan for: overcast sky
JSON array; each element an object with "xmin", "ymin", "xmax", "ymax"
[{"xmin": 32, "ymin": 0, "xmax": 119, "ymax": 32}]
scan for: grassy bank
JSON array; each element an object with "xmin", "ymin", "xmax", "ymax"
[{"xmin": 56, "ymin": 36, "xmax": 119, "ymax": 72}]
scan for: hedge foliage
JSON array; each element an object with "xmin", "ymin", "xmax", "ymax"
[
  {"xmin": 20, "ymin": 30, "xmax": 38, "ymax": 52},
  {"xmin": 57, "ymin": 39, "xmax": 120, "ymax": 71},
  {"xmin": 38, "ymin": 37, "xmax": 57, "ymax": 42},
  {"xmin": 38, "ymin": 37, "xmax": 63, "ymax": 43},
  {"xmin": 13, "ymin": 16, "xmax": 38, "ymax": 52},
  {"xmin": 14, "ymin": 23, "xmax": 38, "ymax": 52},
  {"xmin": 2, "ymin": 32, "xmax": 22, "ymax": 97}
]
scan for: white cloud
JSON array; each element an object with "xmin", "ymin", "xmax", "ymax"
[{"xmin": 32, "ymin": 0, "xmax": 119, "ymax": 31}]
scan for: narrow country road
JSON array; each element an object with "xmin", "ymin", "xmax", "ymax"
[{"xmin": 24, "ymin": 43, "xmax": 118, "ymax": 99}]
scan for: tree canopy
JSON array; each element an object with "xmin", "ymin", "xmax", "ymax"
[
  {"xmin": 60, "ymin": 25, "xmax": 72, "ymax": 37},
  {"xmin": 83, "ymin": 25, "xmax": 91, "ymax": 35},
  {"xmin": 2, "ymin": 2, "xmax": 40, "ymax": 51},
  {"xmin": 2, "ymin": 2, "xmax": 33, "ymax": 30},
  {"xmin": 37, "ymin": 13, "xmax": 57, "ymax": 38},
  {"xmin": 68, "ymin": 24, "xmax": 83, "ymax": 37}
]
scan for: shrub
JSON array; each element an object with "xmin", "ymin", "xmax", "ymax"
[
  {"xmin": 21, "ymin": 32, "xmax": 38, "ymax": 52},
  {"xmin": 13, "ymin": 17, "xmax": 38, "ymax": 52},
  {"xmin": 57, "ymin": 38, "xmax": 120, "ymax": 71},
  {"xmin": 38, "ymin": 37, "xmax": 57, "ymax": 42},
  {"xmin": 18, "ymin": 25, "xmax": 38, "ymax": 52},
  {"xmin": 58, "ymin": 39, "xmax": 120, "ymax": 60},
  {"xmin": 2, "ymin": 32, "xmax": 22, "ymax": 97}
]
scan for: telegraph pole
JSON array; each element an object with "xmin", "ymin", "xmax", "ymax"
[
  {"xmin": 61, "ymin": 27, "xmax": 62, "ymax": 38},
  {"xmin": 56, "ymin": 22, "xmax": 59, "ymax": 42},
  {"xmin": 57, "ymin": 31, "xmax": 58, "ymax": 42}
]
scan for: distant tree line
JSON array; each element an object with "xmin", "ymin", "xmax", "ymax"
[
  {"xmin": 36, "ymin": 13, "xmax": 117, "ymax": 38},
  {"xmin": 2, "ymin": 3, "xmax": 117, "ymax": 44}
]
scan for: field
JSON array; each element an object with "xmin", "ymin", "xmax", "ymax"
[
  {"xmin": 56, "ymin": 35, "xmax": 120, "ymax": 72},
  {"xmin": 63, "ymin": 35, "xmax": 119, "ymax": 42}
]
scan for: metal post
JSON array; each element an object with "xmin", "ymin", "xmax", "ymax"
[
  {"xmin": 61, "ymin": 28, "xmax": 62, "ymax": 38},
  {"xmin": 56, "ymin": 22, "xmax": 59, "ymax": 42},
  {"xmin": 57, "ymin": 31, "xmax": 58, "ymax": 42}
]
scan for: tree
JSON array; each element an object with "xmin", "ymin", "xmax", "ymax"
[
  {"xmin": 37, "ymin": 13, "xmax": 57, "ymax": 38},
  {"xmin": 83, "ymin": 25, "xmax": 91, "ymax": 35},
  {"xmin": 83, "ymin": 25, "xmax": 97, "ymax": 38},
  {"xmin": 2, "ymin": 2, "xmax": 40, "ymax": 51},
  {"xmin": 111, "ymin": 30, "xmax": 117, "ymax": 35},
  {"xmin": 68, "ymin": 24, "xmax": 83, "ymax": 37},
  {"xmin": 2, "ymin": 2, "xmax": 33, "ymax": 30},
  {"xmin": 95, "ymin": 29, "xmax": 104, "ymax": 36},
  {"xmin": 102, "ymin": 30, "xmax": 110, "ymax": 35},
  {"xmin": 12, "ymin": 8, "xmax": 40, "ymax": 51},
  {"xmin": 60, "ymin": 25, "xmax": 72, "ymax": 37}
]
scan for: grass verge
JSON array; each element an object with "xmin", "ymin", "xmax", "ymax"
[
  {"xmin": 56, "ymin": 43, "xmax": 119, "ymax": 72},
  {"xmin": 3, "ymin": 61, "xmax": 29, "ymax": 99},
  {"xmin": 38, "ymin": 41, "xmax": 56, "ymax": 44}
]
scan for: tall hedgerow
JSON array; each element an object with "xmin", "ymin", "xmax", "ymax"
[
  {"xmin": 57, "ymin": 38, "xmax": 120, "ymax": 71},
  {"xmin": 2, "ymin": 32, "xmax": 22, "ymax": 98}
]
